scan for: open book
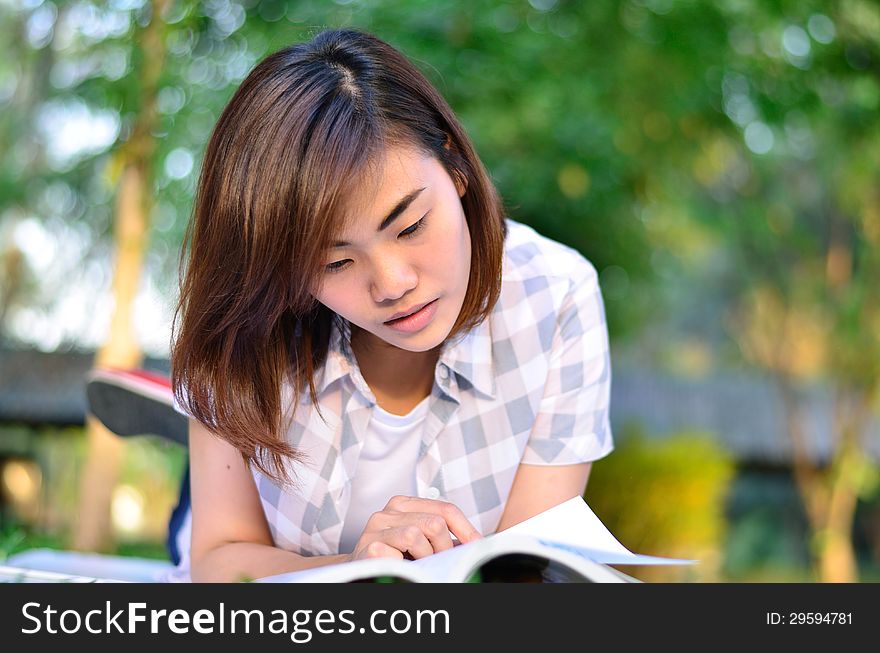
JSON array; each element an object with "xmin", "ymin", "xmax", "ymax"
[{"xmin": 256, "ymin": 497, "xmax": 696, "ymax": 583}]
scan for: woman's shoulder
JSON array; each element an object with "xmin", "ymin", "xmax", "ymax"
[{"xmin": 502, "ymin": 218, "xmax": 598, "ymax": 286}]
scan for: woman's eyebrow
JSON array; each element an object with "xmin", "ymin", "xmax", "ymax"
[{"xmin": 332, "ymin": 187, "xmax": 426, "ymax": 248}]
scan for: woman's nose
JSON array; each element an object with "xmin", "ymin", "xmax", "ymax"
[{"xmin": 370, "ymin": 256, "xmax": 418, "ymax": 303}]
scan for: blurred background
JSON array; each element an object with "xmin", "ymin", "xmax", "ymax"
[{"xmin": 0, "ymin": 0, "xmax": 878, "ymax": 582}]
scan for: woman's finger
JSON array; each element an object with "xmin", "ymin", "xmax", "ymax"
[
  {"xmin": 356, "ymin": 539, "xmax": 404, "ymax": 561},
  {"xmin": 384, "ymin": 496, "xmax": 482, "ymax": 544},
  {"xmin": 415, "ymin": 512, "xmax": 456, "ymax": 553},
  {"xmin": 381, "ymin": 525, "xmax": 435, "ymax": 560}
]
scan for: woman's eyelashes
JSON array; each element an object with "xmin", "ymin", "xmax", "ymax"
[
  {"xmin": 324, "ymin": 213, "xmax": 429, "ymax": 274},
  {"xmin": 325, "ymin": 259, "xmax": 349, "ymax": 273},
  {"xmin": 398, "ymin": 212, "xmax": 428, "ymax": 238}
]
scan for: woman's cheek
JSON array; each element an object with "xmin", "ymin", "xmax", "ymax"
[{"xmin": 316, "ymin": 282, "xmax": 348, "ymax": 316}]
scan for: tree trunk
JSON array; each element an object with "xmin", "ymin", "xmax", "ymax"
[
  {"xmin": 71, "ymin": 0, "xmax": 169, "ymax": 552},
  {"xmin": 779, "ymin": 376, "xmax": 867, "ymax": 582},
  {"xmin": 0, "ymin": 244, "xmax": 24, "ymax": 337},
  {"xmin": 816, "ymin": 390, "xmax": 873, "ymax": 583},
  {"xmin": 71, "ymin": 164, "xmax": 148, "ymax": 551},
  {"xmin": 818, "ymin": 460, "xmax": 859, "ymax": 583}
]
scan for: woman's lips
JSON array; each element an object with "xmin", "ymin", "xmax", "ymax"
[
  {"xmin": 383, "ymin": 299, "xmax": 439, "ymax": 334},
  {"xmin": 385, "ymin": 299, "xmax": 434, "ymax": 323}
]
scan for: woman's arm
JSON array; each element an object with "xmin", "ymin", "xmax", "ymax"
[
  {"xmin": 188, "ymin": 417, "xmax": 348, "ymax": 582},
  {"xmin": 494, "ymin": 462, "xmax": 592, "ymax": 532},
  {"xmin": 189, "ymin": 416, "xmax": 483, "ymax": 576},
  {"xmin": 192, "ymin": 542, "xmax": 350, "ymax": 583}
]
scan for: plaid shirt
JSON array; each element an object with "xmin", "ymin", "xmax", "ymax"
[{"xmin": 254, "ymin": 218, "xmax": 614, "ymax": 557}]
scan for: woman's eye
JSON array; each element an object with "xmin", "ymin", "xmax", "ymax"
[
  {"xmin": 399, "ymin": 213, "xmax": 428, "ymax": 238},
  {"xmin": 326, "ymin": 213, "xmax": 428, "ymax": 273},
  {"xmin": 325, "ymin": 260, "xmax": 350, "ymax": 273}
]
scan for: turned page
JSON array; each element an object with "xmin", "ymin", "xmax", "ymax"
[{"xmin": 499, "ymin": 496, "xmax": 697, "ymax": 566}]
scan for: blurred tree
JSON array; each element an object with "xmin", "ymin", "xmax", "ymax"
[
  {"xmin": 0, "ymin": 4, "xmax": 52, "ymax": 345},
  {"xmin": 712, "ymin": 2, "xmax": 879, "ymax": 583},
  {"xmin": 73, "ymin": 0, "xmax": 173, "ymax": 552},
  {"xmin": 597, "ymin": 0, "xmax": 880, "ymax": 581}
]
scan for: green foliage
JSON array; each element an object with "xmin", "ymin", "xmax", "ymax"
[
  {"xmin": 0, "ymin": 522, "xmax": 64, "ymax": 560},
  {"xmin": 585, "ymin": 424, "xmax": 737, "ymax": 581},
  {"xmin": 720, "ymin": 468, "xmax": 817, "ymax": 581},
  {"xmin": 0, "ymin": 521, "xmax": 167, "ymax": 562},
  {"xmin": 3, "ymin": 0, "xmax": 878, "ymax": 364}
]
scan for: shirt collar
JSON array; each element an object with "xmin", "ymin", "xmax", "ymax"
[
  {"xmin": 438, "ymin": 316, "xmax": 496, "ymax": 399},
  {"xmin": 314, "ymin": 313, "xmax": 496, "ymax": 401},
  {"xmin": 314, "ymin": 316, "xmax": 356, "ymax": 398}
]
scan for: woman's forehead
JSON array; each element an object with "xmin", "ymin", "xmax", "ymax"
[{"xmin": 336, "ymin": 145, "xmax": 434, "ymax": 228}]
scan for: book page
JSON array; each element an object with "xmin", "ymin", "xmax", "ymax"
[
  {"xmin": 0, "ymin": 565, "xmax": 125, "ymax": 583},
  {"xmin": 255, "ymin": 557, "xmax": 429, "ymax": 583},
  {"xmin": 409, "ymin": 532, "xmax": 638, "ymax": 582},
  {"xmin": 498, "ymin": 496, "xmax": 696, "ymax": 566}
]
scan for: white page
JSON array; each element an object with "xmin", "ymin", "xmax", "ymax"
[
  {"xmin": 498, "ymin": 496, "xmax": 696, "ymax": 566},
  {"xmin": 256, "ymin": 557, "xmax": 425, "ymax": 583},
  {"xmin": 500, "ymin": 497, "xmax": 631, "ymax": 554},
  {"xmin": 0, "ymin": 565, "xmax": 125, "ymax": 583}
]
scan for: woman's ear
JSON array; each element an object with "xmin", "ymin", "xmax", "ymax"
[{"xmin": 452, "ymin": 168, "xmax": 468, "ymax": 197}]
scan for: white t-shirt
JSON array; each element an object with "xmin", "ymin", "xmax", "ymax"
[{"xmin": 337, "ymin": 395, "xmax": 430, "ymax": 554}]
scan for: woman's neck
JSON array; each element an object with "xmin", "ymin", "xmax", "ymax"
[{"xmin": 350, "ymin": 327, "xmax": 441, "ymax": 414}]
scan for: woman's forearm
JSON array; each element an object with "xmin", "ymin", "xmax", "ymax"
[{"xmin": 190, "ymin": 542, "xmax": 351, "ymax": 583}]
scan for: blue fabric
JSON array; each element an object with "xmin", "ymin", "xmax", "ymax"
[{"xmin": 167, "ymin": 461, "xmax": 191, "ymax": 566}]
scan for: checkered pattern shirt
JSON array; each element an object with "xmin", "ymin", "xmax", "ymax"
[{"xmin": 254, "ymin": 218, "xmax": 614, "ymax": 556}]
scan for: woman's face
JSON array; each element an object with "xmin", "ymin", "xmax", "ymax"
[{"xmin": 313, "ymin": 144, "xmax": 472, "ymax": 354}]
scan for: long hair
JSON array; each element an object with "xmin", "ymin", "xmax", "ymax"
[{"xmin": 171, "ymin": 28, "xmax": 507, "ymax": 488}]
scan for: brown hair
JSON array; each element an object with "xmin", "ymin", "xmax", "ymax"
[{"xmin": 171, "ymin": 29, "xmax": 507, "ymax": 488}]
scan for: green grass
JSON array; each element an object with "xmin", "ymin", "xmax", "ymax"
[
  {"xmin": 1, "ymin": 522, "xmax": 168, "ymax": 562},
  {"xmin": 0, "ymin": 523, "xmax": 66, "ymax": 560}
]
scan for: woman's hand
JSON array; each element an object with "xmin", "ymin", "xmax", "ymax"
[{"xmin": 348, "ymin": 495, "xmax": 482, "ymax": 562}]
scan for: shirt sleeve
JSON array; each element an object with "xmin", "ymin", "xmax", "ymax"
[{"xmin": 521, "ymin": 258, "xmax": 614, "ymax": 465}]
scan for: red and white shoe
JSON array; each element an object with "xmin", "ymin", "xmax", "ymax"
[{"xmin": 85, "ymin": 368, "xmax": 187, "ymax": 447}]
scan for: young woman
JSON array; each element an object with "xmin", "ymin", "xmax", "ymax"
[{"xmin": 170, "ymin": 28, "xmax": 614, "ymax": 583}]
